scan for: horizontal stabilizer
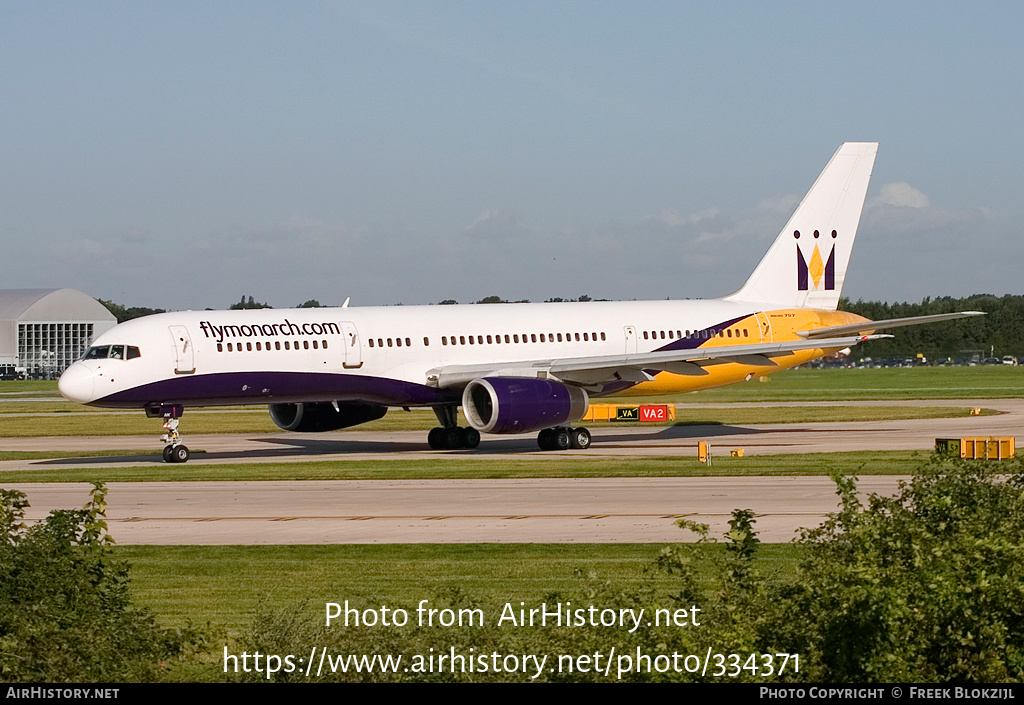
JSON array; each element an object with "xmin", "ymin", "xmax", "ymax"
[{"xmin": 797, "ymin": 311, "xmax": 984, "ymax": 339}]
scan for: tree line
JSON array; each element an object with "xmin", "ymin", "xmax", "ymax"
[{"xmin": 841, "ymin": 294, "xmax": 1024, "ymax": 360}]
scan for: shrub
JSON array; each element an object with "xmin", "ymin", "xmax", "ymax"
[{"xmin": 0, "ymin": 483, "xmax": 207, "ymax": 682}]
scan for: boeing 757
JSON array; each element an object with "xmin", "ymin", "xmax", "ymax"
[{"xmin": 58, "ymin": 143, "xmax": 981, "ymax": 461}]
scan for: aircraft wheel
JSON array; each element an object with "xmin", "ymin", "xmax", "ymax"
[
  {"xmin": 462, "ymin": 427, "xmax": 481, "ymax": 449},
  {"xmin": 537, "ymin": 428, "xmax": 554, "ymax": 450},
  {"xmin": 171, "ymin": 445, "xmax": 190, "ymax": 463},
  {"xmin": 442, "ymin": 426, "xmax": 464, "ymax": 450},
  {"xmin": 551, "ymin": 427, "xmax": 571, "ymax": 451},
  {"xmin": 570, "ymin": 427, "xmax": 591, "ymax": 450},
  {"xmin": 162, "ymin": 445, "xmax": 174, "ymax": 463},
  {"xmin": 427, "ymin": 427, "xmax": 444, "ymax": 450}
]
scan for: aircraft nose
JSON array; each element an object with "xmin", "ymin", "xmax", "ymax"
[{"xmin": 58, "ymin": 363, "xmax": 95, "ymax": 403}]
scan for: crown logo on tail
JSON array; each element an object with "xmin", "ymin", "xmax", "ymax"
[{"xmin": 795, "ymin": 230, "xmax": 837, "ymax": 291}]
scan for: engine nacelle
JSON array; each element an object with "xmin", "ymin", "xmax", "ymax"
[
  {"xmin": 269, "ymin": 402, "xmax": 387, "ymax": 432},
  {"xmin": 462, "ymin": 377, "xmax": 589, "ymax": 434}
]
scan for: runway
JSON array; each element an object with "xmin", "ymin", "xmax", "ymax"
[
  {"xmin": 2, "ymin": 399, "xmax": 1020, "ymax": 544},
  {"xmin": 10, "ymin": 476, "xmax": 907, "ymax": 545}
]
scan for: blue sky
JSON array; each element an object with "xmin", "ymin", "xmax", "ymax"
[{"xmin": 2, "ymin": 1, "xmax": 1021, "ymax": 310}]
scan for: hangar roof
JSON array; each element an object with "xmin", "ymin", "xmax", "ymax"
[{"xmin": 0, "ymin": 289, "xmax": 116, "ymax": 323}]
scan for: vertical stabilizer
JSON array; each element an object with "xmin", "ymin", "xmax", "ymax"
[{"xmin": 724, "ymin": 142, "xmax": 878, "ymax": 310}]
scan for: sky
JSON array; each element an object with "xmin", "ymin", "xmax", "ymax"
[{"xmin": 1, "ymin": 1, "xmax": 1021, "ymax": 311}]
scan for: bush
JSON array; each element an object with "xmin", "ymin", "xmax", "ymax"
[
  {"xmin": 0, "ymin": 483, "xmax": 207, "ymax": 682},
  {"xmin": 244, "ymin": 456, "xmax": 1024, "ymax": 682},
  {"xmin": 763, "ymin": 455, "xmax": 1024, "ymax": 682}
]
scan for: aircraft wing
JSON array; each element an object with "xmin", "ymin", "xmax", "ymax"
[
  {"xmin": 429, "ymin": 334, "xmax": 892, "ymax": 389},
  {"xmin": 796, "ymin": 311, "xmax": 984, "ymax": 339}
]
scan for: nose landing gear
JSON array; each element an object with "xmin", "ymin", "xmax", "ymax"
[{"xmin": 150, "ymin": 403, "xmax": 189, "ymax": 463}]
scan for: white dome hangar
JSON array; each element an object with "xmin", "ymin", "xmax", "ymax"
[{"xmin": 0, "ymin": 289, "xmax": 117, "ymax": 379}]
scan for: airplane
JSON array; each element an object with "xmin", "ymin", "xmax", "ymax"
[{"xmin": 58, "ymin": 142, "xmax": 982, "ymax": 462}]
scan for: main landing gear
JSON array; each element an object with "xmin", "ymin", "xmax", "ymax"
[
  {"xmin": 537, "ymin": 426, "xmax": 591, "ymax": 451},
  {"xmin": 425, "ymin": 405, "xmax": 593, "ymax": 452},
  {"xmin": 427, "ymin": 405, "xmax": 480, "ymax": 450},
  {"xmin": 149, "ymin": 403, "xmax": 190, "ymax": 463},
  {"xmin": 427, "ymin": 426, "xmax": 481, "ymax": 450}
]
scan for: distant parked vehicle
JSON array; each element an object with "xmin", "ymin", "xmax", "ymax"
[{"xmin": 1003, "ymin": 356, "xmax": 1019, "ymax": 366}]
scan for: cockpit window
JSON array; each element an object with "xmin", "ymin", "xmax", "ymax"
[
  {"xmin": 82, "ymin": 345, "xmax": 141, "ymax": 360},
  {"xmin": 83, "ymin": 346, "xmax": 109, "ymax": 360}
]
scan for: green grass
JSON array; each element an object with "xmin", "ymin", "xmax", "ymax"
[
  {"xmin": 0, "ymin": 449, "xmax": 158, "ymax": 461},
  {"xmin": 0, "ymin": 450, "xmax": 927, "ymax": 483},
  {"xmin": 0, "ymin": 380, "xmax": 61, "ymax": 395},
  {"xmin": 120, "ymin": 543, "xmax": 804, "ymax": 632}
]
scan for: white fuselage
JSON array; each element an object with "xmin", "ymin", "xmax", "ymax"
[{"xmin": 58, "ymin": 297, "xmax": 788, "ymax": 409}]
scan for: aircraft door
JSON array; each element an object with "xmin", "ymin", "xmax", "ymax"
[
  {"xmin": 624, "ymin": 326, "xmax": 638, "ymax": 354},
  {"xmin": 169, "ymin": 325, "xmax": 195, "ymax": 374},
  {"xmin": 340, "ymin": 322, "xmax": 362, "ymax": 369},
  {"xmin": 754, "ymin": 312, "xmax": 773, "ymax": 343}
]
